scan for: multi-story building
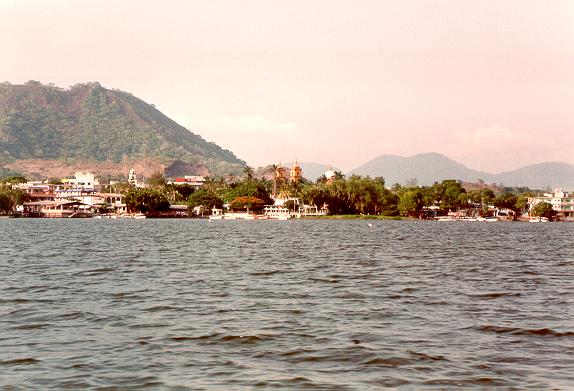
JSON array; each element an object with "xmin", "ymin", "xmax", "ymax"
[
  {"xmin": 528, "ymin": 189, "xmax": 574, "ymax": 219},
  {"xmin": 15, "ymin": 181, "xmax": 60, "ymax": 202},
  {"xmin": 62, "ymin": 171, "xmax": 100, "ymax": 191}
]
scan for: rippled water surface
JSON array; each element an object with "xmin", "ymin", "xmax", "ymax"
[{"xmin": 1, "ymin": 219, "xmax": 573, "ymax": 390}]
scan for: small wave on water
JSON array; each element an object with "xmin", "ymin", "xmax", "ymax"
[
  {"xmin": 308, "ymin": 277, "xmax": 341, "ymax": 283},
  {"xmin": 422, "ymin": 376, "xmax": 510, "ymax": 387},
  {"xmin": 0, "ymin": 358, "xmax": 40, "ymax": 366},
  {"xmin": 362, "ymin": 356, "xmax": 412, "ymax": 367},
  {"xmin": 0, "ymin": 298, "xmax": 53, "ymax": 304},
  {"xmin": 142, "ymin": 305, "xmax": 182, "ymax": 312},
  {"xmin": 9, "ymin": 323, "xmax": 51, "ymax": 330},
  {"xmin": 248, "ymin": 269, "xmax": 284, "ymax": 276},
  {"xmin": 356, "ymin": 350, "xmax": 449, "ymax": 368},
  {"xmin": 467, "ymin": 292, "xmax": 522, "ymax": 299},
  {"xmin": 478, "ymin": 325, "xmax": 574, "ymax": 337},
  {"xmin": 254, "ymin": 376, "xmax": 331, "ymax": 389},
  {"xmin": 407, "ymin": 350, "xmax": 450, "ymax": 362},
  {"xmin": 221, "ymin": 334, "xmax": 271, "ymax": 343},
  {"xmin": 168, "ymin": 332, "xmax": 276, "ymax": 345},
  {"xmin": 72, "ymin": 267, "xmax": 116, "ymax": 276}
]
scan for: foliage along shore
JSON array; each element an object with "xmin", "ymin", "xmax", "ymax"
[{"xmin": 0, "ymin": 164, "xmax": 562, "ymax": 221}]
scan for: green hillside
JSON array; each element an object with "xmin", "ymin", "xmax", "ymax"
[{"xmin": 0, "ymin": 81, "xmax": 244, "ymax": 176}]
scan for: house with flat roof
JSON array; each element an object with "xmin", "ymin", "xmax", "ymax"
[
  {"xmin": 62, "ymin": 171, "xmax": 100, "ymax": 191},
  {"xmin": 171, "ymin": 175, "xmax": 205, "ymax": 187},
  {"xmin": 22, "ymin": 200, "xmax": 91, "ymax": 218}
]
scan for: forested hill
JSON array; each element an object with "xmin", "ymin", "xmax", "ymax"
[{"xmin": 0, "ymin": 81, "xmax": 244, "ymax": 176}]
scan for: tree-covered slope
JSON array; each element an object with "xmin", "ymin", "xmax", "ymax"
[{"xmin": 0, "ymin": 81, "xmax": 244, "ymax": 175}]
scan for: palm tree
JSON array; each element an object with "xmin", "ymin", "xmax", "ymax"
[{"xmin": 243, "ymin": 165, "xmax": 254, "ymax": 181}]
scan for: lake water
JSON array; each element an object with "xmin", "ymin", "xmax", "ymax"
[{"xmin": 1, "ymin": 219, "xmax": 573, "ymax": 390}]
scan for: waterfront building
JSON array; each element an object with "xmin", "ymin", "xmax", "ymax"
[
  {"xmin": 528, "ymin": 189, "xmax": 574, "ymax": 219},
  {"xmin": 22, "ymin": 200, "xmax": 91, "ymax": 218},
  {"xmin": 54, "ymin": 189, "xmax": 126, "ymax": 213},
  {"xmin": 15, "ymin": 172, "xmax": 128, "ymax": 216},
  {"xmin": 15, "ymin": 181, "xmax": 60, "ymax": 202},
  {"xmin": 94, "ymin": 192, "xmax": 127, "ymax": 214}
]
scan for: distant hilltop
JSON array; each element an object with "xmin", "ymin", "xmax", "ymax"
[
  {"xmin": 0, "ymin": 81, "xmax": 245, "ymax": 178},
  {"xmin": 350, "ymin": 152, "xmax": 574, "ymax": 189}
]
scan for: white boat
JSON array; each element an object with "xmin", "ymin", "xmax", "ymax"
[
  {"xmin": 115, "ymin": 213, "xmax": 146, "ymax": 219},
  {"xmin": 476, "ymin": 216, "xmax": 498, "ymax": 222},
  {"xmin": 435, "ymin": 216, "xmax": 457, "ymax": 221},
  {"xmin": 209, "ymin": 206, "xmax": 293, "ymax": 221},
  {"xmin": 209, "ymin": 208, "xmax": 224, "ymax": 220},
  {"xmin": 209, "ymin": 209, "xmax": 259, "ymax": 220},
  {"xmin": 529, "ymin": 217, "xmax": 548, "ymax": 223},
  {"xmin": 263, "ymin": 206, "xmax": 292, "ymax": 220}
]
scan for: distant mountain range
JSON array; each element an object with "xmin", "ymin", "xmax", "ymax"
[
  {"xmin": 2, "ymin": 82, "xmax": 571, "ymax": 188},
  {"xmin": 0, "ymin": 81, "xmax": 244, "ymax": 178},
  {"xmin": 349, "ymin": 153, "xmax": 574, "ymax": 189}
]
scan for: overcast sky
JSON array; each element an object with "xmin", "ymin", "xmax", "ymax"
[{"xmin": 1, "ymin": 0, "xmax": 573, "ymax": 172}]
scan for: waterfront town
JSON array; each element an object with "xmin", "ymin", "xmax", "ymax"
[{"xmin": 0, "ymin": 162, "xmax": 572, "ymax": 221}]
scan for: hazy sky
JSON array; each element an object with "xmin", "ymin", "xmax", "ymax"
[{"xmin": 1, "ymin": 0, "xmax": 573, "ymax": 172}]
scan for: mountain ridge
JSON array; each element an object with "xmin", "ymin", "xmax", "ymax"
[{"xmin": 350, "ymin": 152, "xmax": 574, "ymax": 189}]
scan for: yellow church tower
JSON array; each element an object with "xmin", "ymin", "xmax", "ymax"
[{"xmin": 289, "ymin": 161, "xmax": 302, "ymax": 183}]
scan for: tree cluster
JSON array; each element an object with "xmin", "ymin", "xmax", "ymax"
[
  {"xmin": 530, "ymin": 202, "xmax": 556, "ymax": 219},
  {"xmin": 0, "ymin": 178, "xmax": 30, "ymax": 215},
  {"xmin": 392, "ymin": 180, "xmax": 534, "ymax": 218},
  {"xmin": 186, "ymin": 169, "xmax": 274, "ymax": 215},
  {"xmin": 124, "ymin": 187, "xmax": 170, "ymax": 214},
  {"xmin": 301, "ymin": 176, "xmax": 397, "ymax": 215}
]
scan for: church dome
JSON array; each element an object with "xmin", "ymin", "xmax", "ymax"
[{"xmin": 325, "ymin": 168, "xmax": 335, "ymax": 179}]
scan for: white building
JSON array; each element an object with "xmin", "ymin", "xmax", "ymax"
[
  {"xmin": 54, "ymin": 189, "xmax": 127, "ymax": 214},
  {"xmin": 62, "ymin": 171, "xmax": 100, "ymax": 191},
  {"xmin": 324, "ymin": 167, "xmax": 336, "ymax": 181},
  {"xmin": 528, "ymin": 189, "xmax": 574, "ymax": 219},
  {"xmin": 15, "ymin": 181, "xmax": 59, "ymax": 194},
  {"xmin": 171, "ymin": 175, "xmax": 205, "ymax": 187}
]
